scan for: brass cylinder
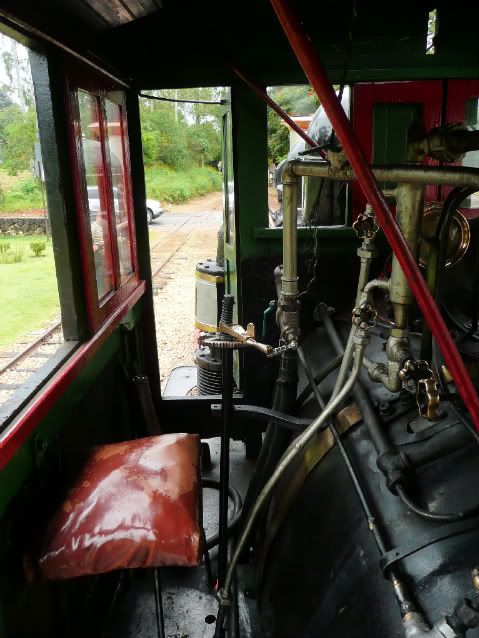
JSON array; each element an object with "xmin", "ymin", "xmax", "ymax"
[
  {"xmin": 281, "ymin": 176, "xmax": 299, "ymax": 297},
  {"xmin": 390, "ymin": 183, "xmax": 425, "ymax": 317}
]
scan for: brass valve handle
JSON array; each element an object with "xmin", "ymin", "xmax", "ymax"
[
  {"xmin": 219, "ymin": 321, "xmax": 273, "ymax": 357},
  {"xmin": 400, "ymin": 359, "xmax": 443, "ymax": 421},
  {"xmin": 352, "ymin": 207, "xmax": 379, "ymax": 239},
  {"xmin": 417, "ymin": 376, "xmax": 442, "ymax": 421},
  {"xmin": 352, "ymin": 303, "xmax": 377, "ymax": 330}
]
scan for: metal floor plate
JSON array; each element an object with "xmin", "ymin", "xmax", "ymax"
[{"xmin": 104, "ymin": 438, "xmax": 257, "ymax": 638}]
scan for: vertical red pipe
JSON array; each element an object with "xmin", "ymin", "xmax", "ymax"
[
  {"xmin": 232, "ymin": 67, "xmax": 328, "ymax": 160},
  {"xmin": 270, "ymin": 0, "xmax": 479, "ymax": 431}
]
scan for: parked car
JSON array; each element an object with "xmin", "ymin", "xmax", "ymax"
[{"xmin": 87, "ymin": 185, "xmax": 163, "ymax": 224}]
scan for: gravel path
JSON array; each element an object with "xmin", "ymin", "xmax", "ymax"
[{"xmin": 151, "ymin": 193, "xmax": 222, "ymax": 389}]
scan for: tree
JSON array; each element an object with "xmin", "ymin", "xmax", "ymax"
[
  {"xmin": 0, "ymin": 104, "xmax": 36, "ymax": 173},
  {"xmin": 267, "ymin": 85, "xmax": 320, "ymax": 164},
  {"xmin": 139, "ymin": 87, "xmax": 224, "ymax": 169}
]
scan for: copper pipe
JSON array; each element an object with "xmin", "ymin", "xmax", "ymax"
[
  {"xmin": 232, "ymin": 66, "xmax": 328, "ymax": 161},
  {"xmin": 270, "ymin": 0, "xmax": 479, "ymax": 432}
]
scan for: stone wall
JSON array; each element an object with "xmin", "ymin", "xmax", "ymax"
[{"xmin": 0, "ymin": 217, "xmax": 47, "ymax": 235}]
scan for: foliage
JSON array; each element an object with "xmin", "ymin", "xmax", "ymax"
[
  {"xmin": 0, "ymin": 235, "xmax": 59, "ymax": 348},
  {"xmin": 145, "ymin": 165, "xmax": 221, "ymax": 203},
  {"xmin": 140, "ymin": 87, "xmax": 224, "ymax": 169},
  {"xmin": 30, "ymin": 240, "xmax": 46, "ymax": 257},
  {"xmin": 267, "ymin": 85, "xmax": 320, "ymax": 164},
  {"xmin": 0, "ymin": 247, "xmax": 24, "ymax": 264},
  {"xmin": 0, "ymin": 104, "xmax": 36, "ymax": 174},
  {"xmin": 0, "ymin": 241, "xmax": 10, "ymax": 254},
  {"xmin": 0, "ymin": 172, "xmax": 42, "ymax": 211}
]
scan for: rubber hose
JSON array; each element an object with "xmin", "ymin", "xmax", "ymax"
[
  {"xmin": 296, "ymin": 353, "xmax": 343, "ymax": 408},
  {"xmin": 396, "ymin": 484, "xmax": 479, "ymax": 523},
  {"xmin": 202, "ymin": 478, "xmax": 242, "ymax": 549}
]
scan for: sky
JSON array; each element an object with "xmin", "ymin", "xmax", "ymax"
[{"xmin": 0, "ymin": 33, "xmax": 33, "ymax": 110}]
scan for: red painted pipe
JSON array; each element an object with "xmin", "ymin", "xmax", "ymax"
[
  {"xmin": 270, "ymin": 0, "xmax": 479, "ymax": 431},
  {"xmin": 232, "ymin": 66, "xmax": 328, "ymax": 161}
]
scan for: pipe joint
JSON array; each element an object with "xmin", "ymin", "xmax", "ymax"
[
  {"xmin": 277, "ymin": 294, "xmax": 301, "ymax": 347},
  {"xmin": 403, "ymin": 612, "xmax": 461, "ymax": 638}
]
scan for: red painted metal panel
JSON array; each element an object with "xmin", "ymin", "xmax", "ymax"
[
  {"xmin": 0, "ymin": 282, "xmax": 146, "ymax": 471},
  {"xmin": 270, "ymin": 0, "xmax": 479, "ymax": 431},
  {"xmin": 352, "ymin": 81, "xmax": 442, "ymax": 218}
]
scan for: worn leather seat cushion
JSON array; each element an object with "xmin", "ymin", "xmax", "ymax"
[{"xmin": 38, "ymin": 433, "xmax": 202, "ymax": 579}]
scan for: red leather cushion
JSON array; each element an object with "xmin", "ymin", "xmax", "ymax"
[{"xmin": 38, "ymin": 433, "xmax": 202, "ymax": 579}]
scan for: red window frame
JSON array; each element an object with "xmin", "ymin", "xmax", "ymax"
[{"xmin": 67, "ymin": 71, "xmax": 139, "ymax": 333}]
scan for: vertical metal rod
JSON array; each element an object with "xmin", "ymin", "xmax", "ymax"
[
  {"xmin": 218, "ymin": 348, "xmax": 233, "ymax": 587},
  {"xmin": 270, "ymin": 0, "xmax": 479, "ymax": 432},
  {"xmin": 153, "ymin": 568, "xmax": 165, "ymax": 638}
]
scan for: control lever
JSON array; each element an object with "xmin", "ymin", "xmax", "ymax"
[{"xmin": 218, "ymin": 321, "xmax": 274, "ymax": 356}]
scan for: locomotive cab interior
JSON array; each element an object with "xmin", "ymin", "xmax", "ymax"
[{"xmin": 1, "ymin": 1, "xmax": 479, "ymax": 637}]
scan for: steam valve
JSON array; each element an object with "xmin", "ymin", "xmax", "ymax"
[
  {"xmin": 353, "ymin": 206, "xmax": 379, "ymax": 239},
  {"xmin": 352, "ymin": 303, "xmax": 377, "ymax": 331}
]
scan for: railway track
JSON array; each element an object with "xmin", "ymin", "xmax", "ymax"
[
  {"xmin": 0, "ymin": 213, "xmax": 201, "ymax": 401},
  {"xmin": 0, "ymin": 321, "xmax": 63, "ymax": 399}
]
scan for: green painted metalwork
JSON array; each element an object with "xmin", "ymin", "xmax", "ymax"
[{"xmin": 0, "ymin": 307, "xmax": 140, "ymax": 519}]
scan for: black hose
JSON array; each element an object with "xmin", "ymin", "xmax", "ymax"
[
  {"xmin": 396, "ymin": 484, "xmax": 479, "ymax": 523},
  {"xmin": 298, "ymin": 346, "xmax": 418, "ymax": 617},
  {"xmin": 400, "ymin": 423, "xmax": 472, "ymax": 467},
  {"xmin": 323, "ymin": 310, "xmax": 479, "ymax": 525},
  {"xmin": 296, "ymin": 353, "xmax": 343, "ymax": 408},
  {"xmin": 202, "ymin": 478, "xmax": 242, "ymax": 550},
  {"xmin": 239, "ymin": 350, "xmax": 298, "ymax": 527}
]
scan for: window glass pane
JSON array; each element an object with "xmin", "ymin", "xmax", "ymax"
[
  {"xmin": 0, "ymin": 33, "xmax": 65, "ymax": 416},
  {"xmin": 78, "ymin": 90, "xmax": 114, "ymax": 299},
  {"xmin": 105, "ymin": 99, "xmax": 133, "ymax": 280}
]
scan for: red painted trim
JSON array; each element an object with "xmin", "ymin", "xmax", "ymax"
[
  {"xmin": 0, "ymin": 282, "xmax": 146, "ymax": 471},
  {"xmin": 119, "ymin": 102, "xmax": 139, "ymax": 276},
  {"xmin": 352, "ymin": 81, "xmax": 442, "ymax": 218},
  {"xmin": 67, "ymin": 66, "xmax": 140, "ymax": 334},
  {"xmin": 271, "ymin": 0, "xmax": 479, "ymax": 431}
]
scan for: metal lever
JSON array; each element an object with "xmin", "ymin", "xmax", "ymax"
[{"xmin": 219, "ymin": 321, "xmax": 274, "ymax": 356}]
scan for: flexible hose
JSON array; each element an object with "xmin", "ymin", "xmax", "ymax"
[
  {"xmin": 239, "ymin": 350, "xmax": 297, "ymax": 527},
  {"xmin": 296, "ymin": 352, "xmax": 343, "ymax": 408},
  {"xmin": 298, "ymin": 347, "xmax": 420, "ymax": 617},
  {"xmin": 297, "ymin": 347, "xmax": 388, "ymax": 556},
  {"xmin": 396, "ymin": 484, "xmax": 479, "ymax": 523},
  {"xmin": 214, "ymin": 337, "xmax": 366, "ymax": 637},
  {"xmin": 202, "ymin": 478, "xmax": 242, "ymax": 550}
]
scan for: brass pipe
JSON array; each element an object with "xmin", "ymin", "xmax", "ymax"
[
  {"xmin": 290, "ymin": 161, "xmax": 479, "ymax": 190},
  {"xmin": 390, "ymin": 183, "xmax": 426, "ymax": 328},
  {"xmin": 278, "ymin": 165, "xmax": 300, "ymax": 347},
  {"xmin": 281, "ymin": 174, "xmax": 298, "ymax": 297}
]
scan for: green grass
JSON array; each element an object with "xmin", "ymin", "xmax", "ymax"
[
  {"xmin": 0, "ymin": 235, "xmax": 60, "ymax": 349},
  {"xmin": 145, "ymin": 165, "xmax": 221, "ymax": 204},
  {"xmin": 0, "ymin": 171, "xmax": 43, "ymax": 212}
]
